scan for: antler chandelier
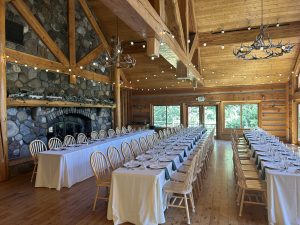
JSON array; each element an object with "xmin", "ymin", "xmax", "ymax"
[
  {"xmin": 100, "ymin": 18, "xmax": 136, "ymax": 68},
  {"xmin": 233, "ymin": 0, "xmax": 294, "ymax": 60}
]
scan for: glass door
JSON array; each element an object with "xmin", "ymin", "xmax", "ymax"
[
  {"xmin": 188, "ymin": 106, "xmax": 200, "ymax": 127},
  {"xmin": 204, "ymin": 106, "xmax": 217, "ymax": 135}
]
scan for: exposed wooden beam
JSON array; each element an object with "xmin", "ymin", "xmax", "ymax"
[
  {"xmin": 188, "ymin": 0, "xmax": 197, "ymax": 33},
  {"xmin": 153, "ymin": 0, "xmax": 165, "ymax": 23},
  {"xmin": 77, "ymin": 43, "xmax": 105, "ymax": 67},
  {"xmin": 120, "ymin": 70, "xmax": 128, "ymax": 84},
  {"xmin": 172, "ymin": 0, "xmax": 186, "ymax": 51},
  {"xmin": 198, "ymin": 21, "xmax": 300, "ymax": 46},
  {"xmin": 95, "ymin": 0, "xmax": 203, "ymax": 85},
  {"xmin": 78, "ymin": 0, "xmax": 110, "ymax": 52},
  {"xmin": 189, "ymin": 34, "xmax": 198, "ymax": 59},
  {"xmin": 11, "ymin": 0, "xmax": 69, "ymax": 66},
  {"xmin": 6, "ymin": 48, "xmax": 110, "ymax": 83},
  {"xmin": 146, "ymin": 37, "xmax": 160, "ymax": 57},
  {"xmin": 178, "ymin": 0, "xmax": 188, "ymax": 52},
  {"xmin": 0, "ymin": 0, "xmax": 8, "ymax": 181},
  {"xmin": 114, "ymin": 68, "xmax": 121, "ymax": 128}
]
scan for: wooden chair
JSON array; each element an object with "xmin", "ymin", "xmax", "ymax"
[
  {"xmin": 121, "ymin": 142, "xmax": 135, "ymax": 162},
  {"xmin": 159, "ymin": 130, "xmax": 164, "ymax": 140},
  {"xmin": 90, "ymin": 151, "xmax": 111, "ymax": 211},
  {"xmin": 139, "ymin": 137, "xmax": 149, "ymax": 152},
  {"xmin": 163, "ymin": 155, "xmax": 197, "ymax": 224},
  {"xmin": 146, "ymin": 135, "xmax": 154, "ymax": 148},
  {"xmin": 48, "ymin": 137, "xmax": 62, "ymax": 150},
  {"xmin": 163, "ymin": 129, "xmax": 168, "ymax": 138},
  {"xmin": 153, "ymin": 132, "xmax": 160, "ymax": 144},
  {"xmin": 107, "ymin": 146, "xmax": 123, "ymax": 170},
  {"xmin": 235, "ymin": 155, "xmax": 266, "ymax": 216},
  {"xmin": 63, "ymin": 135, "xmax": 76, "ymax": 146},
  {"xmin": 77, "ymin": 133, "xmax": 88, "ymax": 144},
  {"xmin": 108, "ymin": 129, "xmax": 116, "ymax": 138},
  {"xmin": 91, "ymin": 131, "xmax": 99, "ymax": 140},
  {"xmin": 121, "ymin": 126, "xmax": 128, "ymax": 134},
  {"xmin": 131, "ymin": 139, "xmax": 144, "ymax": 156},
  {"xmin": 99, "ymin": 130, "xmax": 107, "ymax": 139},
  {"xmin": 127, "ymin": 125, "xmax": 133, "ymax": 132},
  {"xmin": 29, "ymin": 140, "xmax": 48, "ymax": 182},
  {"xmin": 115, "ymin": 127, "xmax": 121, "ymax": 136}
]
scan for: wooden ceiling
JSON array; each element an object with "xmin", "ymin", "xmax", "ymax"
[{"xmin": 88, "ymin": 0, "xmax": 300, "ymax": 89}]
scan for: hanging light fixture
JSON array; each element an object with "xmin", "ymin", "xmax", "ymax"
[
  {"xmin": 233, "ymin": 0, "xmax": 294, "ymax": 60},
  {"xmin": 100, "ymin": 17, "xmax": 136, "ymax": 68}
]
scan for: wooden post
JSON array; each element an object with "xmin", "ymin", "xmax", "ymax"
[
  {"xmin": 0, "ymin": 0, "xmax": 8, "ymax": 181},
  {"xmin": 68, "ymin": 0, "xmax": 76, "ymax": 84},
  {"xmin": 114, "ymin": 68, "xmax": 121, "ymax": 128}
]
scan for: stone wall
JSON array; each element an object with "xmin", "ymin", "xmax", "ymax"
[{"xmin": 5, "ymin": 0, "xmax": 114, "ymax": 161}]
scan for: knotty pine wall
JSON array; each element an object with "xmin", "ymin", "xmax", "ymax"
[{"xmin": 127, "ymin": 84, "xmax": 289, "ymax": 140}]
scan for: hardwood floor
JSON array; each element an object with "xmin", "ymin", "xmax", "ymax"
[{"xmin": 0, "ymin": 141, "xmax": 268, "ymax": 225}]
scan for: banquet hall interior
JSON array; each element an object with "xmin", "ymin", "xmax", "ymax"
[{"xmin": 0, "ymin": 0, "xmax": 300, "ymax": 224}]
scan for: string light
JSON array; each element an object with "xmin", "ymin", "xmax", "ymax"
[
  {"xmin": 130, "ymin": 41, "xmax": 134, "ymax": 46},
  {"xmin": 34, "ymin": 67, "xmax": 37, "ymax": 70},
  {"xmin": 80, "ymin": 66, "xmax": 83, "ymax": 69},
  {"xmin": 203, "ymin": 43, "xmax": 207, "ymax": 47}
]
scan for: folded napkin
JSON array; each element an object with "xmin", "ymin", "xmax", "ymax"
[{"xmin": 171, "ymin": 160, "xmax": 177, "ymax": 171}]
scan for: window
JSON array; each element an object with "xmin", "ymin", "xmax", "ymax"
[
  {"xmin": 225, "ymin": 104, "xmax": 258, "ymax": 129},
  {"xmin": 204, "ymin": 106, "xmax": 217, "ymax": 134},
  {"xmin": 153, "ymin": 105, "xmax": 181, "ymax": 128},
  {"xmin": 188, "ymin": 106, "xmax": 200, "ymax": 127}
]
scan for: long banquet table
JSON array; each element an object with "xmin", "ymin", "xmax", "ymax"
[
  {"xmin": 107, "ymin": 128, "xmax": 206, "ymax": 225},
  {"xmin": 35, "ymin": 130, "xmax": 154, "ymax": 191},
  {"xmin": 244, "ymin": 130, "xmax": 300, "ymax": 225}
]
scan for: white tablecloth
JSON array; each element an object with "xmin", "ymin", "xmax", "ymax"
[
  {"xmin": 107, "ymin": 129, "xmax": 204, "ymax": 225},
  {"xmin": 35, "ymin": 130, "xmax": 154, "ymax": 190},
  {"xmin": 245, "ymin": 131, "xmax": 300, "ymax": 225},
  {"xmin": 267, "ymin": 171, "xmax": 300, "ymax": 225}
]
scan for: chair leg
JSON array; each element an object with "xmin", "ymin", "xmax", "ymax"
[
  {"xmin": 239, "ymin": 189, "xmax": 245, "ymax": 216},
  {"xmin": 31, "ymin": 164, "xmax": 37, "ymax": 183},
  {"xmin": 184, "ymin": 194, "xmax": 191, "ymax": 224},
  {"xmin": 189, "ymin": 192, "xmax": 195, "ymax": 213},
  {"xmin": 93, "ymin": 186, "xmax": 100, "ymax": 211}
]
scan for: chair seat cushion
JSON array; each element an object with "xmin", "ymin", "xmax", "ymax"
[
  {"xmin": 171, "ymin": 172, "xmax": 186, "ymax": 182},
  {"xmin": 164, "ymin": 180, "xmax": 191, "ymax": 194}
]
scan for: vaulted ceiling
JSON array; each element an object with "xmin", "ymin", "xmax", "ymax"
[{"xmin": 88, "ymin": 0, "xmax": 300, "ymax": 89}]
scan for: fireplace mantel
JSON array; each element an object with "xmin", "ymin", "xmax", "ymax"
[{"xmin": 7, "ymin": 98, "xmax": 116, "ymax": 109}]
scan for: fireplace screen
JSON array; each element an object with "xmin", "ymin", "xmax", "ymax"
[{"xmin": 47, "ymin": 114, "xmax": 92, "ymax": 140}]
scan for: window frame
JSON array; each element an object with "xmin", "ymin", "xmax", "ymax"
[
  {"xmin": 223, "ymin": 102, "xmax": 260, "ymax": 130},
  {"xmin": 152, "ymin": 105, "xmax": 181, "ymax": 128}
]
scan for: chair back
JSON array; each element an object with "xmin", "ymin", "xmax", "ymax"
[
  {"xmin": 29, "ymin": 140, "xmax": 48, "ymax": 163},
  {"xmin": 99, "ymin": 130, "xmax": 107, "ymax": 139},
  {"xmin": 139, "ymin": 137, "xmax": 149, "ymax": 152},
  {"xmin": 153, "ymin": 132, "xmax": 160, "ymax": 144},
  {"xmin": 146, "ymin": 135, "xmax": 154, "ymax": 148},
  {"xmin": 77, "ymin": 133, "xmax": 87, "ymax": 144},
  {"xmin": 163, "ymin": 129, "xmax": 168, "ymax": 138},
  {"xmin": 108, "ymin": 129, "xmax": 116, "ymax": 138},
  {"xmin": 91, "ymin": 131, "xmax": 99, "ymax": 140},
  {"xmin": 48, "ymin": 137, "xmax": 62, "ymax": 150},
  {"xmin": 183, "ymin": 155, "xmax": 197, "ymax": 191},
  {"xmin": 115, "ymin": 127, "xmax": 121, "ymax": 135},
  {"xmin": 131, "ymin": 139, "xmax": 143, "ymax": 156},
  {"xmin": 127, "ymin": 125, "xmax": 133, "ymax": 132},
  {"xmin": 159, "ymin": 130, "xmax": 164, "ymax": 139},
  {"xmin": 121, "ymin": 141, "xmax": 135, "ymax": 162},
  {"xmin": 63, "ymin": 135, "xmax": 76, "ymax": 146},
  {"xmin": 90, "ymin": 151, "xmax": 111, "ymax": 181},
  {"xmin": 121, "ymin": 126, "xmax": 128, "ymax": 134},
  {"xmin": 107, "ymin": 146, "xmax": 123, "ymax": 170}
]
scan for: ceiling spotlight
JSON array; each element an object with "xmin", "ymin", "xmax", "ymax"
[
  {"xmin": 203, "ymin": 43, "xmax": 207, "ymax": 47},
  {"xmin": 171, "ymin": 35, "xmax": 175, "ymax": 39},
  {"xmin": 221, "ymin": 30, "xmax": 225, "ymax": 34},
  {"xmin": 68, "ymin": 68, "xmax": 72, "ymax": 72},
  {"xmin": 46, "ymin": 69, "xmax": 49, "ymax": 72},
  {"xmin": 137, "ymin": 79, "xmax": 140, "ymax": 82},
  {"xmin": 25, "ymin": 64, "xmax": 28, "ymax": 67},
  {"xmin": 130, "ymin": 41, "xmax": 134, "ymax": 45},
  {"xmin": 145, "ymin": 77, "xmax": 148, "ymax": 80},
  {"xmin": 248, "ymin": 26, "xmax": 251, "ymax": 30},
  {"xmin": 14, "ymin": 60, "xmax": 18, "ymax": 63},
  {"xmin": 80, "ymin": 66, "xmax": 83, "ymax": 69},
  {"xmin": 56, "ymin": 69, "xmax": 60, "ymax": 72},
  {"xmin": 276, "ymin": 23, "xmax": 280, "ymax": 27},
  {"xmin": 34, "ymin": 67, "xmax": 37, "ymax": 70},
  {"xmin": 174, "ymin": 74, "xmax": 177, "ymax": 77},
  {"xmin": 142, "ymin": 44, "xmax": 146, "ymax": 48},
  {"xmin": 221, "ymin": 45, "xmax": 225, "ymax": 49}
]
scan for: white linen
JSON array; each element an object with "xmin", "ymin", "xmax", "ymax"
[
  {"xmin": 107, "ymin": 128, "xmax": 204, "ymax": 225},
  {"xmin": 245, "ymin": 130, "xmax": 300, "ymax": 225},
  {"xmin": 35, "ymin": 130, "xmax": 154, "ymax": 190},
  {"xmin": 267, "ymin": 171, "xmax": 300, "ymax": 225}
]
